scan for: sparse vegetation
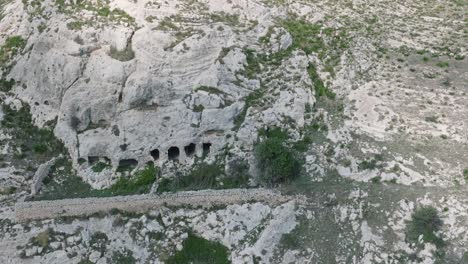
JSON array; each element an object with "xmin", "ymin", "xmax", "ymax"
[
  {"xmin": 165, "ymin": 233, "xmax": 229, "ymax": 264},
  {"xmin": 158, "ymin": 163, "xmax": 222, "ymax": 193},
  {"xmin": 307, "ymin": 64, "xmax": 335, "ymax": 99},
  {"xmin": 0, "ymin": 36, "xmax": 26, "ymax": 66},
  {"xmin": 233, "ymin": 89, "xmax": 265, "ymax": 130},
  {"xmin": 111, "ymin": 249, "xmax": 136, "ymax": 264},
  {"xmin": 1, "ymin": 104, "xmax": 66, "ymax": 165},
  {"xmin": 35, "ymin": 161, "xmax": 157, "ymax": 200}
]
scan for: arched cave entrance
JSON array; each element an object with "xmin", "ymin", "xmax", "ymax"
[
  {"xmin": 202, "ymin": 143, "xmax": 212, "ymax": 156},
  {"xmin": 117, "ymin": 159, "xmax": 138, "ymax": 172},
  {"xmin": 168, "ymin": 147, "xmax": 180, "ymax": 161},
  {"xmin": 184, "ymin": 143, "xmax": 196, "ymax": 157},
  {"xmin": 150, "ymin": 149, "xmax": 160, "ymax": 160}
]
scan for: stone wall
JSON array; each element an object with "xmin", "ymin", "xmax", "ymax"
[{"xmin": 15, "ymin": 188, "xmax": 288, "ymax": 222}]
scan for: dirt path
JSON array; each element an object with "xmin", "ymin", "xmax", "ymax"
[{"xmin": 15, "ymin": 188, "xmax": 289, "ymax": 222}]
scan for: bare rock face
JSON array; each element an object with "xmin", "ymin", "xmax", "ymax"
[
  {"xmin": 1, "ymin": 0, "xmax": 468, "ymax": 263},
  {"xmin": 1, "ymin": 0, "xmax": 315, "ymax": 188}
]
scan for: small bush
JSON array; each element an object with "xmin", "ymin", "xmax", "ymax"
[
  {"xmin": 97, "ymin": 7, "xmax": 110, "ymax": 17},
  {"xmin": 308, "ymin": 64, "xmax": 335, "ymax": 99},
  {"xmin": 255, "ymin": 136, "xmax": 301, "ymax": 187},
  {"xmin": 193, "ymin": 104, "xmax": 204, "ymax": 112},
  {"xmin": 110, "ymin": 164, "xmax": 157, "ymax": 195},
  {"xmin": 224, "ymin": 159, "xmax": 250, "ymax": 188},
  {"xmin": 436, "ymin": 61, "xmax": 449, "ymax": 68},
  {"xmin": 158, "ymin": 163, "xmax": 222, "ymax": 193},
  {"xmin": 406, "ymin": 206, "xmax": 444, "ymax": 247},
  {"xmin": 32, "ymin": 229, "xmax": 51, "ymax": 248},
  {"xmin": 0, "ymin": 36, "xmax": 26, "ymax": 65},
  {"xmin": 67, "ymin": 21, "xmax": 85, "ymax": 30},
  {"xmin": 109, "ymin": 45, "xmax": 135, "ymax": 62},
  {"xmin": 166, "ymin": 233, "xmax": 229, "ymax": 264},
  {"xmin": 111, "ymin": 249, "xmax": 136, "ymax": 264},
  {"xmin": 92, "ymin": 161, "xmax": 110, "ymax": 173},
  {"xmin": 90, "ymin": 232, "xmax": 108, "ymax": 254},
  {"xmin": 0, "ymin": 78, "xmax": 15, "ymax": 92}
]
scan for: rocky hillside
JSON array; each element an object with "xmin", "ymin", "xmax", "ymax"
[{"xmin": 0, "ymin": 0, "xmax": 467, "ymax": 263}]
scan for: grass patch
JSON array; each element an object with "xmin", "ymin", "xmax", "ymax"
[
  {"xmin": 166, "ymin": 233, "xmax": 229, "ymax": 264},
  {"xmin": 35, "ymin": 160, "xmax": 157, "ymax": 200}
]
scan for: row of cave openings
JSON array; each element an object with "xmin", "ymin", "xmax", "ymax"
[
  {"xmin": 150, "ymin": 143, "xmax": 212, "ymax": 161},
  {"xmin": 86, "ymin": 143, "xmax": 212, "ymax": 172}
]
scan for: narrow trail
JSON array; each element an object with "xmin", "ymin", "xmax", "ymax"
[{"xmin": 15, "ymin": 188, "xmax": 290, "ymax": 222}]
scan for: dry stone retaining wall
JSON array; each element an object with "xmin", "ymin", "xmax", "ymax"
[{"xmin": 15, "ymin": 188, "xmax": 288, "ymax": 222}]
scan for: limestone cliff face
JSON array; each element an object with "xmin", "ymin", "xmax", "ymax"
[{"xmin": 1, "ymin": 0, "xmax": 313, "ymax": 188}]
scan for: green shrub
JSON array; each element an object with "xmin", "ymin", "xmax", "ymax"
[
  {"xmin": 193, "ymin": 104, "xmax": 204, "ymax": 112},
  {"xmin": 32, "ymin": 229, "xmax": 51, "ymax": 248},
  {"xmin": 255, "ymin": 136, "xmax": 300, "ymax": 186},
  {"xmin": 34, "ymin": 160, "xmax": 157, "ymax": 200},
  {"xmin": 97, "ymin": 7, "xmax": 110, "ymax": 17},
  {"xmin": 158, "ymin": 163, "xmax": 222, "ymax": 193},
  {"xmin": 1, "ymin": 104, "xmax": 66, "ymax": 161},
  {"xmin": 0, "ymin": 36, "xmax": 26, "ymax": 65},
  {"xmin": 109, "ymin": 45, "xmax": 135, "ymax": 62},
  {"xmin": 406, "ymin": 206, "xmax": 444, "ymax": 247},
  {"xmin": 90, "ymin": 231, "xmax": 108, "ymax": 254},
  {"xmin": 109, "ymin": 164, "xmax": 157, "ymax": 195},
  {"xmin": 67, "ymin": 21, "xmax": 86, "ymax": 30},
  {"xmin": 281, "ymin": 20, "xmax": 323, "ymax": 55},
  {"xmin": 436, "ymin": 61, "xmax": 449, "ymax": 68},
  {"xmin": 92, "ymin": 161, "xmax": 110, "ymax": 173},
  {"xmin": 224, "ymin": 159, "xmax": 250, "ymax": 188},
  {"xmin": 166, "ymin": 233, "xmax": 229, "ymax": 264},
  {"xmin": 0, "ymin": 78, "xmax": 15, "ymax": 92},
  {"xmin": 308, "ymin": 64, "xmax": 335, "ymax": 99}
]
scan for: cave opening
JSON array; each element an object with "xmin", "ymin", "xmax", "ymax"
[
  {"xmin": 168, "ymin": 147, "xmax": 180, "ymax": 161},
  {"xmin": 202, "ymin": 143, "xmax": 212, "ymax": 156},
  {"xmin": 117, "ymin": 159, "xmax": 138, "ymax": 172},
  {"xmin": 184, "ymin": 143, "xmax": 196, "ymax": 157},
  {"xmin": 150, "ymin": 149, "xmax": 160, "ymax": 160}
]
